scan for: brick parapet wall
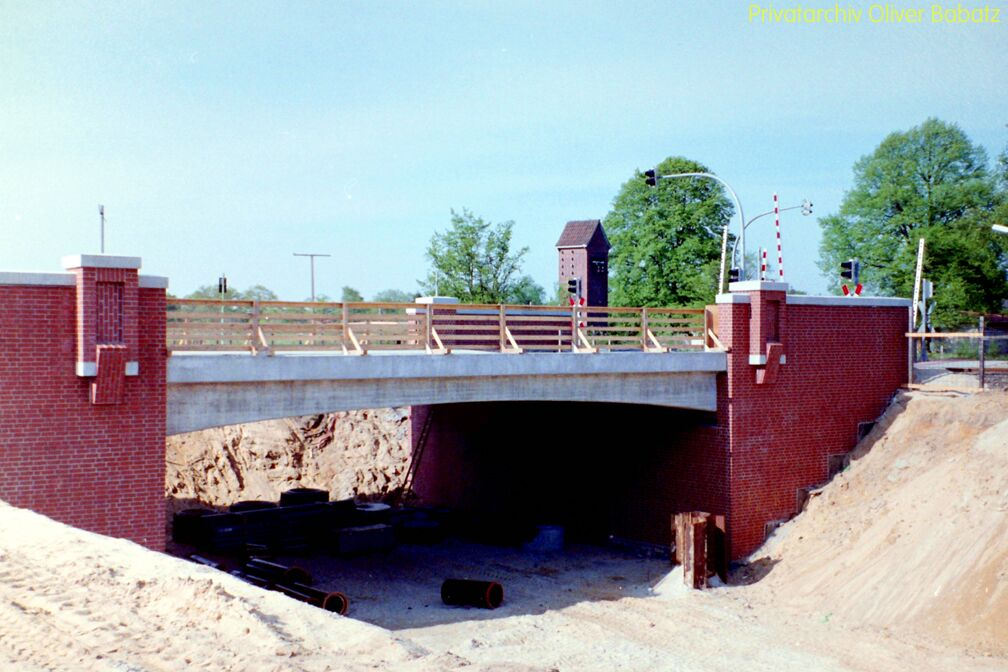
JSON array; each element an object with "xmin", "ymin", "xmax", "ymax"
[
  {"xmin": 720, "ymin": 295, "xmax": 909, "ymax": 558},
  {"xmin": 0, "ymin": 277, "xmax": 166, "ymax": 549},
  {"xmin": 412, "ymin": 293, "xmax": 908, "ymax": 561}
]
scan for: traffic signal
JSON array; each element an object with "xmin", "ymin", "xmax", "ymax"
[
  {"xmin": 218, "ymin": 274, "xmax": 228, "ymax": 294},
  {"xmin": 801, "ymin": 199, "xmax": 813, "ymax": 216},
  {"xmin": 566, "ymin": 277, "xmax": 582, "ymax": 296},
  {"xmin": 728, "ymin": 267, "xmax": 740, "ymax": 283},
  {"xmin": 840, "ymin": 258, "xmax": 860, "ymax": 284},
  {"xmin": 643, "ymin": 169, "xmax": 657, "ymax": 187}
]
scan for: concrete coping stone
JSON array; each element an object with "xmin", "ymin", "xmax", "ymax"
[
  {"xmin": 168, "ymin": 349, "xmax": 728, "ymax": 384},
  {"xmin": 728, "ymin": 280, "xmax": 790, "ymax": 292},
  {"xmin": 0, "ymin": 271, "xmax": 168, "ymax": 289},
  {"xmin": 61, "ymin": 254, "xmax": 142, "ymax": 270},
  {"xmin": 716, "ymin": 292, "xmax": 911, "ymax": 308}
]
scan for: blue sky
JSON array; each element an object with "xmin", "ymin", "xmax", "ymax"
[{"xmin": 1, "ymin": 1, "xmax": 1005, "ymax": 299}]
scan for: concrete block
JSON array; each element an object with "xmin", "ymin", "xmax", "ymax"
[{"xmin": 335, "ymin": 524, "xmax": 395, "ymax": 555}]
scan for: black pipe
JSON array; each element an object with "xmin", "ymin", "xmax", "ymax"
[
  {"xmin": 441, "ymin": 579, "xmax": 504, "ymax": 609},
  {"xmin": 229, "ymin": 570, "xmax": 271, "ymax": 589},
  {"xmin": 188, "ymin": 554, "xmax": 221, "ymax": 569},
  {"xmin": 243, "ymin": 558, "xmax": 313, "ymax": 586},
  {"xmin": 274, "ymin": 583, "xmax": 350, "ymax": 615}
]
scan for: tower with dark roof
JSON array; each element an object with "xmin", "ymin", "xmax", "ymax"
[{"xmin": 556, "ymin": 219, "xmax": 610, "ymax": 306}]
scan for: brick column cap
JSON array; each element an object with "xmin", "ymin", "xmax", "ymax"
[
  {"xmin": 61, "ymin": 254, "xmax": 141, "ymax": 271},
  {"xmin": 728, "ymin": 280, "xmax": 789, "ymax": 293}
]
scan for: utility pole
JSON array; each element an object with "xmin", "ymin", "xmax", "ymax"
[
  {"xmin": 99, "ymin": 205, "xmax": 105, "ymax": 253},
  {"xmin": 293, "ymin": 252, "xmax": 331, "ymax": 302}
]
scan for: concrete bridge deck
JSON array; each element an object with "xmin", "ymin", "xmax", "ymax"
[{"xmin": 166, "ymin": 349, "xmax": 727, "ymax": 435}]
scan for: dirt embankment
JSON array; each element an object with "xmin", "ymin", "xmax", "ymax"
[
  {"xmin": 165, "ymin": 408, "xmax": 411, "ymax": 511},
  {"xmin": 1, "ymin": 392, "xmax": 1007, "ymax": 671},
  {"xmin": 748, "ymin": 390, "xmax": 1008, "ymax": 657}
]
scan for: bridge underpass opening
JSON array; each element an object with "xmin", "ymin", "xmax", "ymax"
[{"xmin": 409, "ymin": 401, "xmax": 725, "ymax": 551}]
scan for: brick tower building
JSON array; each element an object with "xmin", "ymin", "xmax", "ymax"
[{"xmin": 556, "ymin": 219, "xmax": 610, "ymax": 307}]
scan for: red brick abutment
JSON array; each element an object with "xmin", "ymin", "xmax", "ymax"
[
  {"xmin": 411, "ymin": 282, "xmax": 909, "ymax": 559},
  {"xmin": 0, "ymin": 258, "xmax": 908, "ymax": 559}
]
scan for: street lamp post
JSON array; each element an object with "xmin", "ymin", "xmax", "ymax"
[
  {"xmin": 645, "ymin": 170, "xmax": 747, "ymax": 291},
  {"xmin": 731, "ymin": 200, "xmax": 813, "ymax": 277},
  {"xmin": 293, "ymin": 252, "xmax": 331, "ymax": 302}
]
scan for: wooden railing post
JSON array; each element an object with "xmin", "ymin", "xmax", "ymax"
[
  {"xmin": 250, "ymin": 300, "xmax": 260, "ymax": 354},
  {"xmin": 979, "ymin": 316, "xmax": 986, "ymax": 390},
  {"xmin": 570, "ymin": 302, "xmax": 578, "ymax": 352},
  {"xmin": 641, "ymin": 307, "xmax": 648, "ymax": 351},
  {"xmin": 342, "ymin": 302, "xmax": 349, "ymax": 352},
  {"xmin": 498, "ymin": 304, "xmax": 506, "ymax": 352},
  {"xmin": 425, "ymin": 303, "xmax": 433, "ymax": 351}
]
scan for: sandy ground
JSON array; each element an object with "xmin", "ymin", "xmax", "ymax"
[
  {"xmin": 748, "ymin": 390, "xmax": 1008, "ymax": 658},
  {"xmin": 1, "ymin": 390, "xmax": 1006, "ymax": 671},
  {"xmin": 1, "ymin": 503, "xmax": 1002, "ymax": 672}
]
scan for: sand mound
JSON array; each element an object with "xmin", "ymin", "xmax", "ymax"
[
  {"xmin": 166, "ymin": 408, "xmax": 411, "ymax": 511},
  {"xmin": 0, "ymin": 501, "xmax": 419, "ymax": 671},
  {"xmin": 749, "ymin": 390, "xmax": 1008, "ymax": 656}
]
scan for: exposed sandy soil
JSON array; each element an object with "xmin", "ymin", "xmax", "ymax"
[
  {"xmin": 747, "ymin": 390, "xmax": 1008, "ymax": 658},
  {"xmin": 0, "ymin": 502, "xmax": 417, "ymax": 672},
  {"xmin": 165, "ymin": 408, "xmax": 411, "ymax": 512},
  {"xmin": 1, "ymin": 390, "xmax": 1005, "ymax": 671}
]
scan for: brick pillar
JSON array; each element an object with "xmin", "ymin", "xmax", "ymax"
[
  {"xmin": 714, "ymin": 281, "xmax": 909, "ymax": 559},
  {"xmin": 62, "ymin": 255, "xmax": 141, "ymax": 381},
  {"xmin": 0, "ymin": 255, "xmax": 168, "ymax": 549}
]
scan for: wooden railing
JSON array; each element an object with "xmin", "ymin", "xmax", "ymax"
[
  {"xmin": 906, "ymin": 315, "xmax": 1008, "ymax": 391},
  {"xmin": 166, "ymin": 299, "xmax": 711, "ymax": 355}
]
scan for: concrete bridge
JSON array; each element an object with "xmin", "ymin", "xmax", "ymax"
[
  {"xmin": 163, "ymin": 293, "xmax": 726, "ymax": 432},
  {"xmin": 167, "ymin": 350, "xmax": 726, "ymax": 434},
  {"xmin": 0, "ymin": 254, "xmax": 911, "ymax": 560}
]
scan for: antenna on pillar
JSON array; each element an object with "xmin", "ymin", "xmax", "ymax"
[{"xmin": 99, "ymin": 205, "xmax": 106, "ymax": 253}]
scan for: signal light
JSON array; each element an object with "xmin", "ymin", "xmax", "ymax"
[
  {"xmin": 218, "ymin": 274, "xmax": 228, "ymax": 294},
  {"xmin": 840, "ymin": 258, "xmax": 860, "ymax": 284},
  {"xmin": 643, "ymin": 169, "xmax": 657, "ymax": 187},
  {"xmin": 728, "ymin": 267, "xmax": 740, "ymax": 283},
  {"xmin": 840, "ymin": 258, "xmax": 861, "ymax": 296},
  {"xmin": 566, "ymin": 277, "xmax": 582, "ymax": 297}
]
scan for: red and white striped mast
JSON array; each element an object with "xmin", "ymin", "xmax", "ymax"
[{"xmin": 773, "ymin": 193, "xmax": 784, "ymax": 281}]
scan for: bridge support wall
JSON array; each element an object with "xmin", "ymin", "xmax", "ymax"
[
  {"xmin": 0, "ymin": 258, "xmax": 167, "ymax": 550},
  {"xmin": 718, "ymin": 283, "xmax": 909, "ymax": 557},
  {"xmin": 412, "ymin": 283, "xmax": 909, "ymax": 560}
]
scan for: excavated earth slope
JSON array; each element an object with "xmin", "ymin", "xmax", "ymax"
[
  {"xmin": 165, "ymin": 408, "xmax": 411, "ymax": 512},
  {"xmin": 0, "ymin": 394, "xmax": 1006, "ymax": 670},
  {"xmin": 748, "ymin": 390, "xmax": 1008, "ymax": 656}
]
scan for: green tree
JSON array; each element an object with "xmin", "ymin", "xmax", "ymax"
[
  {"xmin": 372, "ymin": 289, "xmax": 416, "ymax": 303},
  {"xmin": 340, "ymin": 286, "xmax": 364, "ymax": 303},
  {"xmin": 185, "ymin": 285, "xmax": 236, "ymax": 300},
  {"xmin": 184, "ymin": 284, "xmax": 277, "ymax": 301},
  {"xmin": 817, "ymin": 118, "xmax": 1007, "ymax": 326},
  {"xmin": 604, "ymin": 156, "xmax": 733, "ymax": 307},
  {"xmin": 238, "ymin": 284, "xmax": 278, "ymax": 302},
  {"xmin": 420, "ymin": 208, "xmax": 544, "ymax": 304},
  {"xmin": 506, "ymin": 275, "xmax": 546, "ymax": 305}
]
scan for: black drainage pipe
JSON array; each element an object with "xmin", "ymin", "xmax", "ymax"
[
  {"xmin": 274, "ymin": 583, "xmax": 350, "ymax": 615},
  {"xmin": 243, "ymin": 558, "xmax": 313, "ymax": 586},
  {"xmin": 441, "ymin": 579, "xmax": 504, "ymax": 609}
]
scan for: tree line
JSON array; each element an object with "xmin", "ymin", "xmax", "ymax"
[{"xmin": 179, "ymin": 117, "xmax": 1008, "ymax": 325}]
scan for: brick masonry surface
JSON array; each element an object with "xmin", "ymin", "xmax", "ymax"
[
  {"xmin": 0, "ymin": 282, "xmax": 166, "ymax": 549},
  {"xmin": 0, "ymin": 273, "xmax": 904, "ymax": 558},
  {"xmin": 413, "ymin": 291, "xmax": 908, "ymax": 560},
  {"xmin": 721, "ymin": 296, "xmax": 908, "ymax": 557}
]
